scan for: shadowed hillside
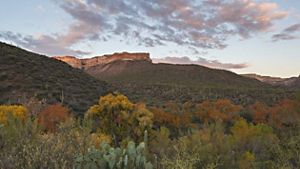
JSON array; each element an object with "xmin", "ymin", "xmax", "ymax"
[
  {"xmin": 242, "ymin": 73, "xmax": 300, "ymax": 88},
  {"xmin": 87, "ymin": 60, "xmax": 267, "ymax": 87},
  {"xmin": 86, "ymin": 59, "xmax": 289, "ymax": 105},
  {"xmin": 0, "ymin": 42, "xmax": 110, "ymax": 115}
]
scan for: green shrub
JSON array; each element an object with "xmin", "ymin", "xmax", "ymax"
[{"xmin": 0, "ymin": 117, "xmax": 93, "ymax": 169}]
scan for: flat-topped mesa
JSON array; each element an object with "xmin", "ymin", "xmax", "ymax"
[{"xmin": 54, "ymin": 52, "xmax": 151, "ymax": 69}]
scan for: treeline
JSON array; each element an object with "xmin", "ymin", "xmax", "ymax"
[
  {"xmin": 1, "ymin": 93, "xmax": 300, "ymax": 169},
  {"xmin": 114, "ymin": 83, "xmax": 291, "ymax": 107}
]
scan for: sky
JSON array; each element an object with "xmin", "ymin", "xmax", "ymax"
[{"xmin": 0, "ymin": 0, "xmax": 299, "ymax": 78}]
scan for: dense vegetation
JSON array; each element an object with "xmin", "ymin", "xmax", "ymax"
[
  {"xmin": 0, "ymin": 42, "xmax": 110, "ymax": 114},
  {"xmin": 1, "ymin": 92, "xmax": 300, "ymax": 169},
  {"xmin": 110, "ymin": 83, "xmax": 291, "ymax": 107}
]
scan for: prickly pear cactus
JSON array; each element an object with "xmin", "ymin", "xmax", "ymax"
[{"xmin": 75, "ymin": 141, "xmax": 153, "ymax": 169}]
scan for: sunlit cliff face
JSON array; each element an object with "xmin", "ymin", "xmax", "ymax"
[{"xmin": 53, "ymin": 52, "xmax": 151, "ymax": 69}]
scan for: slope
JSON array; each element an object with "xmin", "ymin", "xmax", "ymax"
[
  {"xmin": 0, "ymin": 42, "xmax": 110, "ymax": 115},
  {"xmin": 242, "ymin": 73, "xmax": 300, "ymax": 89},
  {"xmin": 86, "ymin": 59, "xmax": 287, "ymax": 105}
]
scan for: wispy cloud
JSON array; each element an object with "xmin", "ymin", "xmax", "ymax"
[
  {"xmin": 272, "ymin": 23, "xmax": 300, "ymax": 41},
  {"xmin": 0, "ymin": 31, "xmax": 90, "ymax": 56},
  {"xmin": 0, "ymin": 0, "xmax": 288, "ymax": 56},
  {"xmin": 152, "ymin": 56, "xmax": 248, "ymax": 70}
]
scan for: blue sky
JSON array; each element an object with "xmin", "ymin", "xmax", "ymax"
[{"xmin": 0, "ymin": 0, "xmax": 299, "ymax": 77}]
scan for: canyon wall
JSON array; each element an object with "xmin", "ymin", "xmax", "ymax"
[{"xmin": 54, "ymin": 52, "xmax": 151, "ymax": 69}]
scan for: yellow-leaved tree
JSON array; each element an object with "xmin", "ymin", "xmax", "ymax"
[
  {"xmin": 0, "ymin": 105, "xmax": 28, "ymax": 125},
  {"xmin": 130, "ymin": 103, "xmax": 153, "ymax": 140},
  {"xmin": 85, "ymin": 93, "xmax": 153, "ymax": 145}
]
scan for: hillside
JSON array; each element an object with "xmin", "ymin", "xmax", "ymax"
[
  {"xmin": 0, "ymin": 42, "xmax": 110, "ymax": 115},
  {"xmin": 87, "ymin": 60, "xmax": 265, "ymax": 88},
  {"xmin": 242, "ymin": 73, "xmax": 300, "ymax": 88},
  {"xmin": 84, "ymin": 59, "xmax": 287, "ymax": 105}
]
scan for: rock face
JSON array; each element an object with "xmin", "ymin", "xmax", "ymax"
[
  {"xmin": 54, "ymin": 52, "xmax": 151, "ymax": 69},
  {"xmin": 53, "ymin": 56, "xmax": 82, "ymax": 68}
]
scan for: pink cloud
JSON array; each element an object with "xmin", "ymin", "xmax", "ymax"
[{"xmin": 152, "ymin": 56, "xmax": 248, "ymax": 70}]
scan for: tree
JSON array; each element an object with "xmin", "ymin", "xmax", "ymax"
[
  {"xmin": 149, "ymin": 127, "xmax": 172, "ymax": 159},
  {"xmin": 38, "ymin": 104, "xmax": 71, "ymax": 132},
  {"xmin": 238, "ymin": 151, "xmax": 255, "ymax": 169},
  {"xmin": 269, "ymin": 99, "xmax": 300, "ymax": 128},
  {"xmin": 194, "ymin": 99, "xmax": 242, "ymax": 123},
  {"xmin": 249, "ymin": 101, "xmax": 270, "ymax": 124},
  {"xmin": 130, "ymin": 103, "xmax": 153, "ymax": 141},
  {"xmin": 150, "ymin": 107, "xmax": 180, "ymax": 129},
  {"xmin": 90, "ymin": 133, "xmax": 112, "ymax": 148},
  {"xmin": 0, "ymin": 105, "xmax": 28, "ymax": 125},
  {"xmin": 85, "ymin": 93, "xmax": 153, "ymax": 145},
  {"xmin": 230, "ymin": 118, "xmax": 279, "ymax": 167}
]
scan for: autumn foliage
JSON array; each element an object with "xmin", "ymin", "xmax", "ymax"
[
  {"xmin": 249, "ymin": 101, "xmax": 270, "ymax": 124},
  {"xmin": 90, "ymin": 133, "xmax": 112, "ymax": 148},
  {"xmin": 268, "ymin": 99, "xmax": 300, "ymax": 128},
  {"xmin": 249, "ymin": 99, "xmax": 300, "ymax": 128},
  {"xmin": 85, "ymin": 93, "xmax": 153, "ymax": 145},
  {"xmin": 38, "ymin": 104, "xmax": 71, "ymax": 132},
  {"xmin": 1, "ymin": 92, "xmax": 300, "ymax": 169},
  {"xmin": 0, "ymin": 105, "xmax": 28, "ymax": 125},
  {"xmin": 194, "ymin": 99, "xmax": 242, "ymax": 123},
  {"xmin": 150, "ymin": 107, "xmax": 181, "ymax": 128}
]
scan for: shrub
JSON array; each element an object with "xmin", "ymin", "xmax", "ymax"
[
  {"xmin": 0, "ymin": 105, "xmax": 28, "ymax": 125},
  {"xmin": 91, "ymin": 132, "xmax": 112, "ymax": 148},
  {"xmin": 38, "ymin": 104, "xmax": 71, "ymax": 132},
  {"xmin": 0, "ymin": 117, "xmax": 93, "ymax": 169},
  {"xmin": 85, "ymin": 93, "xmax": 153, "ymax": 145}
]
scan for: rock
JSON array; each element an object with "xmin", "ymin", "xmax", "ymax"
[{"xmin": 53, "ymin": 52, "xmax": 151, "ymax": 69}]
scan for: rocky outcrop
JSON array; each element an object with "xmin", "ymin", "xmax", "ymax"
[
  {"xmin": 53, "ymin": 56, "xmax": 82, "ymax": 68},
  {"xmin": 53, "ymin": 52, "xmax": 151, "ymax": 69}
]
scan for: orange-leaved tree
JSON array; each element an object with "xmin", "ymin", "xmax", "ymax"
[
  {"xmin": 150, "ymin": 107, "xmax": 181, "ymax": 128},
  {"xmin": 269, "ymin": 99, "xmax": 300, "ymax": 128},
  {"xmin": 249, "ymin": 101, "xmax": 270, "ymax": 124},
  {"xmin": 38, "ymin": 104, "xmax": 71, "ymax": 132},
  {"xmin": 194, "ymin": 99, "xmax": 242, "ymax": 123}
]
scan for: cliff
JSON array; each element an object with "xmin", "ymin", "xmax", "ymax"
[{"xmin": 53, "ymin": 52, "xmax": 151, "ymax": 69}]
